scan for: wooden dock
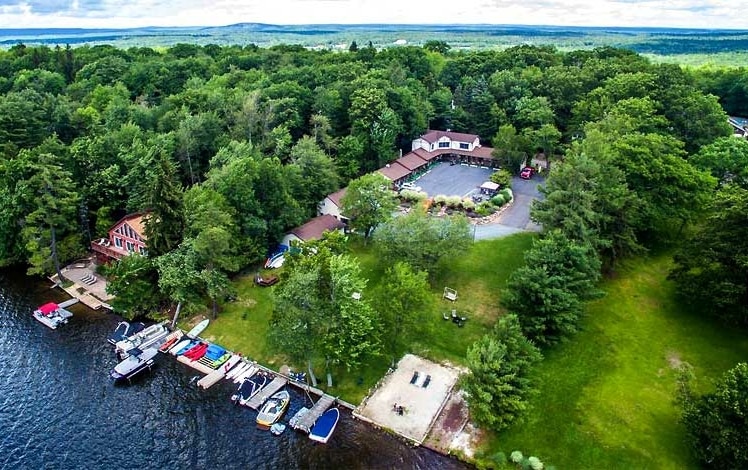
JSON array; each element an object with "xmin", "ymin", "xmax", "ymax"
[
  {"xmin": 58, "ymin": 298, "xmax": 79, "ymax": 308},
  {"xmin": 197, "ymin": 354, "xmax": 240, "ymax": 389},
  {"xmin": 244, "ymin": 376, "xmax": 288, "ymax": 410},
  {"xmin": 176, "ymin": 354, "xmax": 217, "ymax": 375},
  {"xmin": 292, "ymin": 393, "xmax": 336, "ymax": 433}
]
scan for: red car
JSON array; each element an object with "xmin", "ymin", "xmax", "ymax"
[{"xmin": 520, "ymin": 167, "xmax": 534, "ymax": 179}]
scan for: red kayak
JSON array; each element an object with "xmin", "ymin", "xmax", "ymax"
[
  {"xmin": 183, "ymin": 342, "xmax": 206, "ymax": 359},
  {"xmin": 159, "ymin": 336, "xmax": 179, "ymax": 352},
  {"xmin": 185, "ymin": 343, "xmax": 209, "ymax": 361}
]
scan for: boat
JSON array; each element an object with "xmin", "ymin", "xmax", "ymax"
[
  {"xmin": 256, "ymin": 390, "xmax": 290, "ymax": 428},
  {"xmin": 270, "ymin": 423, "xmax": 286, "ymax": 436},
  {"xmin": 238, "ymin": 373, "xmax": 268, "ymax": 406},
  {"xmin": 115, "ymin": 323, "xmax": 169, "ymax": 359},
  {"xmin": 32, "ymin": 302, "xmax": 74, "ymax": 330},
  {"xmin": 110, "ymin": 347, "xmax": 159, "ymax": 381},
  {"xmin": 264, "ymin": 253, "xmax": 285, "ymax": 269},
  {"xmin": 309, "ymin": 408, "xmax": 340, "ymax": 444},
  {"xmin": 107, "ymin": 321, "xmax": 146, "ymax": 345},
  {"xmin": 234, "ymin": 365, "xmax": 257, "ymax": 384},
  {"xmin": 184, "ymin": 342, "xmax": 209, "ymax": 361},
  {"xmin": 226, "ymin": 361, "xmax": 249, "ymax": 381},
  {"xmin": 186, "ymin": 319, "xmax": 209, "ymax": 338},
  {"xmin": 158, "ymin": 334, "xmax": 180, "ymax": 352},
  {"xmin": 169, "ymin": 339, "xmax": 191, "ymax": 355}
]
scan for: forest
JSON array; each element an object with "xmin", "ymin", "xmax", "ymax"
[{"xmin": 1, "ymin": 40, "xmax": 748, "ymax": 467}]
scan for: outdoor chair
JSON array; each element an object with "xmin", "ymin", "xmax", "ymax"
[
  {"xmin": 410, "ymin": 371, "xmax": 420, "ymax": 385},
  {"xmin": 422, "ymin": 375, "xmax": 431, "ymax": 388}
]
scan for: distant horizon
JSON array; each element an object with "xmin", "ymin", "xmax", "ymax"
[{"xmin": 0, "ymin": 0, "xmax": 745, "ymax": 30}]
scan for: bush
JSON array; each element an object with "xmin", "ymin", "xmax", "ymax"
[
  {"xmin": 528, "ymin": 456, "xmax": 544, "ymax": 470},
  {"xmin": 476, "ymin": 201, "xmax": 495, "ymax": 216},
  {"xmin": 461, "ymin": 198, "xmax": 476, "ymax": 210},
  {"xmin": 446, "ymin": 196, "xmax": 462, "ymax": 208},
  {"xmin": 500, "ymin": 188, "xmax": 513, "ymax": 201},
  {"xmin": 491, "ymin": 194, "xmax": 506, "ymax": 206},
  {"xmin": 400, "ymin": 189, "xmax": 427, "ymax": 203},
  {"xmin": 434, "ymin": 194, "xmax": 448, "ymax": 206},
  {"xmin": 510, "ymin": 451, "xmax": 524, "ymax": 463},
  {"xmin": 490, "ymin": 168, "xmax": 513, "ymax": 187},
  {"xmin": 491, "ymin": 452, "xmax": 507, "ymax": 466}
]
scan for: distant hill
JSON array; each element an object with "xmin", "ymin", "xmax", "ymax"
[{"xmin": 1, "ymin": 23, "xmax": 747, "ymax": 55}]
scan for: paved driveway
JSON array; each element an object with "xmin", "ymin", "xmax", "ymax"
[{"xmin": 474, "ymin": 176, "xmax": 544, "ymax": 240}]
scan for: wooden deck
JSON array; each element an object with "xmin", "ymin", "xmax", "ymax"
[
  {"xmin": 176, "ymin": 354, "xmax": 217, "ymax": 375},
  {"xmin": 292, "ymin": 393, "xmax": 336, "ymax": 433},
  {"xmin": 244, "ymin": 376, "xmax": 288, "ymax": 410}
]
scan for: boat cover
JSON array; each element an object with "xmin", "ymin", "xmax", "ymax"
[
  {"xmin": 204, "ymin": 344, "xmax": 226, "ymax": 361},
  {"xmin": 38, "ymin": 303, "xmax": 58, "ymax": 315}
]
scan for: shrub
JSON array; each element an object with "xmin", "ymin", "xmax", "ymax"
[
  {"xmin": 446, "ymin": 195, "xmax": 462, "ymax": 208},
  {"xmin": 491, "ymin": 194, "xmax": 506, "ymax": 206},
  {"xmin": 434, "ymin": 194, "xmax": 448, "ymax": 206},
  {"xmin": 500, "ymin": 188, "xmax": 513, "ymax": 201},
  {"xmin": 528, "ymin": 456, "xmax": 544, "ymax": 470},
  {"xmin": 461, "ymin": 198, "xmax": 476, "ymax": 210},
  {"xmin": 490, "ymin": 168, "xmax": 513, "ymax": 187},
  {"xmin": 476, "ymin": 201, "xmax": 495, "ymax": 216},
  {"xmin": 510, "ymin": 451, "xmax": 524, "ymax": 463},
  {"xmin": 491, "ymin": 452, "xmax": 507, "ymax": 466},
  {"xmin": 400, "ymin": 189, "xmax": 427, "ymax": 203}
]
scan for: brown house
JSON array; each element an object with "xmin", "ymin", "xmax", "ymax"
[{"xmin": 91, "ymin": 213, "xmax": 148, "ymax": 263}]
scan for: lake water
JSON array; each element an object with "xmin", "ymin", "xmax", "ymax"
[{"xmin": 0, "ymin": 269, "xmax": 467, "ymax": 469}]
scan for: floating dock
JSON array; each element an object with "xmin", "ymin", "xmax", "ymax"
[
  {"xmin": 292, "ymin": 393, "xmax": 336, "ymax": 433},
  {"xmin": 176, "ymin": 354, "xmax": 217, "ymax": 375},
  {"xmin": 58, "ymin": 298, "xmax": 79, "ymax": 309},
  {"xmin": 244, "ymin": 376, "xmax": 288, "ymax": 410},
  {"xmin": 197, "ymin": 354, "xmax": 239, "ymax": 389}
]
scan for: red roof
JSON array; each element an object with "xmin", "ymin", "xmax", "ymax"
[
  {"xmin": 37, "ymin": 302, "xmax": 58, "ymax": 315},
  {"xmin": 378, "ymin": 162, "xmax": 411, "ymax": 181},
  {"xmin": 291, "ymin": 215, "xmax": 346, "ymax": 241},
  {"xmin": 397, "ymin": 152, "xmax": 428, "ymax": 171},
  {"xmin": 412, "ymin": 147, "xmax": 438, "ymax": 161},
  {"xmin": 418, "ymin": 129, "xmax": 479, "ymax": 145},
  {"xmin": 326, "ymin": 187, "xmax": 348, "ymax": 208}
]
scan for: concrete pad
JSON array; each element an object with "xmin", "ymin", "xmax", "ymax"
[
  {"xmin": 356, "ymin": 354, "xmax": 460, "ymax": 443},
  {"xmin": 415, "ymin": 163, "xmax": 495, "ymax": 198}
]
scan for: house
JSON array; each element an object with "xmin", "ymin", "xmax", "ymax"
[
  {"xmin": 318, "ymin": 187, "xmax": 349, "ymax": 221},
  {"xmin": 281, "ymin": 214, "xmax": 346, "ymax": 247},
  {"xmin": 729, "ymin": 116, "xmax": 748, "ymax": 138},
  {"xmin": 91, "ymin": 213, "xmax": 148, "ymax": 263},
  {"xmin": 409, "ymin": 129, "xmax": 497, "ymax": 167},
  {"xmin": 377, "ymin": 161, "xmax": 412, "ymax": 186}
]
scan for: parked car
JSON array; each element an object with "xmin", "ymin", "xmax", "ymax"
[
  {"xmin": 400, "ymin": 182, "xmax": 422, "ymax": 192},
  {"xmin": 520, "ymin": 167, "xmax": 534, "ymax": 180}
]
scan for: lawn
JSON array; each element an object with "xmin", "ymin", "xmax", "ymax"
[
  {"xmin": 203, "ymin": 233, "xmax": 536, "ymax": 404},
  {"xmin": 483, "ymin": 254, "xmax": 748, "ymax": 469}
]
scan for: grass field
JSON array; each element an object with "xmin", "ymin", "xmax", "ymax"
[
  {"xmin": 483, "ymin": 254, "xmax": 748, "ymax": 469},
  {"xmin": 203, "ymin": 233, "xmax": 536, "ymax": 404}
]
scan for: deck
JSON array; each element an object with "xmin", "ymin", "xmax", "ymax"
[
  {"xmin": 176, "ymin": 354, "xmax": 217, "ymax": 375},
  {"xmin": 244, "ymin": 376, "xmax": 288, "ymax": 410},
  {"xmin": 292, "ymin": 393, "xmax": 336, "ymax": 433}
]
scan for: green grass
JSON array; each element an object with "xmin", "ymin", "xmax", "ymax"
[
  {"xmin": 203, "ymin": 233, "xmax": 536, "ymax": 404},
  {"xmin": 483, "ymin": 254, "xmax": 748, "ymax": 469}
]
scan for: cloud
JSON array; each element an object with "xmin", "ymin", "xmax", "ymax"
[{"xmin": 0, "ymin": 0, "xmax": 744, "ymax": 29}]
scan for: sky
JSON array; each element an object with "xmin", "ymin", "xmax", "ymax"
[{"xmin": 0, "ymin": 0, "xmax": 745, "ymax": 30}]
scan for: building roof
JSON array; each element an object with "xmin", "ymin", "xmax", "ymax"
[
  {"xmin": 397, "ymin": 152, "xmax": 429, "ymax": 171},
  {"xmin": 418, "ymin": 129, "xmax": 479, "ymax": 145},
  {"xmin": 326, "ymin": 187, "xmax": 348, "ymax": 208},
  {"xmin": 378, "ymin": 162, "xmax": 412, "ymax": 181},
  {"xmin": 290, "ymin": 215, "xmax": 345, "ymax": 242},
  {"xmin": 111, "ymin": 212, "xmax": 148, "ymax": 239},
  {"xmin": 411, "ymin": 148, "xmax": 433, "ymax": 160}
]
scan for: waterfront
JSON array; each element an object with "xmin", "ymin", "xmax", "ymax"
[{"xmin": 0, "ymin": 269, "xmax": 467, "ymax": 469}]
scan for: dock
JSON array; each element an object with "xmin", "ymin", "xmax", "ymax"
[
  {"xmin": 292, "ymin": 393, "xmax": 336, "ymax": 433},
  {"xmin": 244, "ymin": 375, "xmax": 288, "ymax": 410},
  {"xmin": 197, "ymin": 354, "xmax": 239, "ymax": 389},
  {"xmin": 176, "ymin": 354, "xmax": 217, "ymax": 375},
  {"xmin": 58, "ymin": 298, "xmax": 79, "ymax": 309}
]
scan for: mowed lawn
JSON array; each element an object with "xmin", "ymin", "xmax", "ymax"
[
  {"xmin": 487, "ymin": 254, "xmax": 748, "ymax": 469},
  {"xmin": 204, "ymin": 233, "xmax": 536, "ymax": 404}
]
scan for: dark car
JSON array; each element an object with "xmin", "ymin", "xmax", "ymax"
[{"xmin": 520, "ymin": 167, "xmax": 534, "ymax": 179}]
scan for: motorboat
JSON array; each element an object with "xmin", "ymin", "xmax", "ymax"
[
  {"xmin": 108, "ymin": 321, "xmax": 146, "ymax": 345},
  {"xmin": 110, "ymin": 347, "xmax": 159, "ymax": 381},
  {"xmin": 32, "ymin": 302, "xmax": 73, "ymax": 330},
  {"xmin": 256, "ymin": 390, "xmax": 290, "ymax": 428},
  {"xmin": 115, "ymin": 323, "xmax": 169, "ymax": 359},
  {"xmin": 309, "ymin": 408, "xmax": 340, "ymax": 444},
  {"xmin": 236, "ymin": 373, "xmax": 268, "ymax": 407}
]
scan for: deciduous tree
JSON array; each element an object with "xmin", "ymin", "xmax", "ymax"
[{"xmin": 341, "ymin": 172, "xmax": 398, "ymax": 239}]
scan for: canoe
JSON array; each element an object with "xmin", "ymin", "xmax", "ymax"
[
  {"xmin": 186, "ymin": 319, "xmax": 209, "ymax": 338},
  {"xmin": 309, "ymin": 408, "xmax": 340, "ymax": 444},
  {"xmin": 169, "ymin": 339, "xmax": 191, "ymax": 356},
  {"xmin": 256, "ymin": 390, "xmax": 290, "ymax": 428},
  {"xmin": 226, "ymin": 362, "xmax": 249, "ymax": 381},
  {"xmin": 174, "ymin": 340, "xmax": 198, "ymax": 356}
]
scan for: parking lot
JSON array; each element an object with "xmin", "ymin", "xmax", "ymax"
[{"xmin": 414, "ymin": 163, "xmax": 495, "ymax": 197}]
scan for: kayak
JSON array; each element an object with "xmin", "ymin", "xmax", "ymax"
[
  {"xmin": 186, "ymin": 319, "xmax": 209, "ymax": 338},
  {"xmin": 169, "ymin": 339, "xmax": 192, "ymax": 356}
]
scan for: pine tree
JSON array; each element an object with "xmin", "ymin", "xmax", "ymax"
[{"xmin": 144, "ymin": 154, "xmax": 184, "ymax": 257}]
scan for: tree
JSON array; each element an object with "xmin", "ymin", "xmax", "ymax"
[
  {"xmin": 143, "ymin": 154, "xmax": 184, "ymax": 257},
  {"xmin": 154, "ymin": 241, "xmax": 203, "ymax": 311},
  {"xmin": 341, "ymin": 172, "xmax": 398, "ymax": 239},
  {"xmin": 21, "ymin": 152, "xmax": 81, "ymax": 280},
  {"xmin": 491, "ymin": 124, "xmax": 529, "ymax": 173},
  {"xmin": 104, "ymin": 254, "xmax": 162, "ymax": 319},
  {"xmin": 288, "ymin": 136, "xmax": 340, "ymax": 215},
  {"xmin": 691, "ymin": 136, "xmax": 748, "ymax": 189},
  {"xmin": 669, "ymin": 185, "xmax": 748, "ymax": 324},
  {"xmin": 373, "ymin": 211, "xmax": 472, "ymax": 273},
  {"xmin": 681, "ymin": 363, "xmax": 748, "ymax": 469},
  {"xmin": 373, "ymin": 262, "xmax": 432, "ymax": 360},
  {"xmin": 503, "ymin": 230, "xmax": 602, "ymax": 345},
  {"xmin": 462, "ymin": 314, "xmax": 542, "ymax": 431}
]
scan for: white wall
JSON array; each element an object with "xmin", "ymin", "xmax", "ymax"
[
  {"xmin": 281, "ymin": 233, "xmax": 303, "ymax": 247},
  {"xmin": 318, "ymin": 197, "xmax": 344, "ymax": 219}
]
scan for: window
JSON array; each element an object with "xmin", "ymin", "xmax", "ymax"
[
  {"xmin": 114, "ymin": 237, "xmax": 123, "ymax": 248},
  {"xmin": 139, "ymin": 246, "xmax": 147, "ymax": 256},
  {"xmin": 459, "ymin": 143, "xmax": 469, "ymax": 150},
  {"xmin": 438, "ymin": 141, "xmax": 450, "ymax": 148},
  {"xmin": 126, "ymin": 241, "xmax": 134, "ymax": 252}
]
